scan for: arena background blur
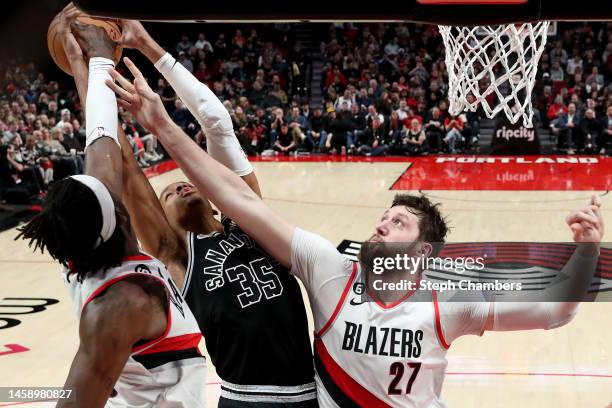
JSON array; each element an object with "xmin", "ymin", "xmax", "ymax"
[
  {"xmin": 1, "ymin": 1, "xmax": 610, "ymax": 228},
  {"xmin": 1, "ymin": 2, "xmax": 611, "ymax": 407}
]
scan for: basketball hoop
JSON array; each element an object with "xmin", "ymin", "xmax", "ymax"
[{"xmin": 439, "ymin": 22, "xmax": 550, "ymax": 128}]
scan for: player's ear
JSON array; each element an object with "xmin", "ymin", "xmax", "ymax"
[{"xmin": 420, "ymin": 242, "xmax": 433, "ymax": 259}]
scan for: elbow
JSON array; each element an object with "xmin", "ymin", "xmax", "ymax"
[
  {"xmin": 545, "ymin": 303, "xmax": 579, "ymax": 330},
  {"xmin": 196, "ymin": 86, "xmax": 233, "ymax": 126}
]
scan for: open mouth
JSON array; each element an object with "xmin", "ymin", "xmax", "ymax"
[{"xmin": 181, "ymin": 187, "xmax": 195, "ymax": 198}]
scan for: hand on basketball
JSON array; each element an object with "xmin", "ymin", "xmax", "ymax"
[
  {"xmin": 57, "ymin": 3, "xmax": 83, "ymax": 62},
  {"xmin": 118, "ymin": 20, "xmax": 150, "ymax": 50},
  {"xmin": 57, "ymin": 3, "xmax": 81, "ymax": 35},
  {"xmin": 71, "ymin": 20, "xmax": 116, "ymax": 61},
  {"xmin": 565, "ymin": 195, "xmax": 604, "ymax": 244},
  {"xmin": 106, "ymin": 57, "xmax": 169, "ymax": 132}
]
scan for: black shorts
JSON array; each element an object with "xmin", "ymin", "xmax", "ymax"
[{"xmin": 218, "ymin": 397, "xmax": 319, "ymax": 408}]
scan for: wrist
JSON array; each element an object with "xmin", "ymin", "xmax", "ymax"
[
  {"xmin": 152, "ymin": 115, "xmax": 176, "ymax": 139},
  {"xmin": 141, "ymin": 39, "xmax": 166, "ymax": 63},
  {"xmin": 86, "ymin": 40, "xmax": 116, "ymax": 60},
  {"xmin": 576, "ymin": 242, "xmax": 600, "ymax": 257}
]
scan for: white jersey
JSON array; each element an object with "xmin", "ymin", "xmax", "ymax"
[
  {"xmin": 313, "ymin": 263, "xmax": 448, "ymax": 408},
  {"xmin": 291, "ymin": 228, "xmax": 491, "ymax": 408},
  {"xmin": 62, "ymin": 253, "xmax": 206, "ymax": 407}
]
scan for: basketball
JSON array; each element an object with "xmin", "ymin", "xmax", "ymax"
[{"xmin": 47, "ymin": 14, "xmax": 123, "ymax": 75}]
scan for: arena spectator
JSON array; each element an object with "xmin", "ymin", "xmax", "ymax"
[
  {"xmin": 550, "ymin": 61, "xmax": 565, "ymax": 81},
  {"xmin": 424, "ymin": 107, "xmax": 445, "ymax": 153},
  {"xmin": 0, "ymin": 144, "xmax": 39, "ymax": 204},
  {"xmin": 21, "ymin": 134, "xmax": 52, "ymax": 186},
  {"xmin": 3, "ymin": 143, "xmax": 44, "ymax": 199},
  {"xmin": 386, "ymin": 110, "xmax": 404, "ymax": 151},
  {"xmin": 286, "ymin": 106, "xmax": 307, "ymax": 144},
  {"xmin": 60, "ymin": 122, "xmax": 83, "ymax": 154},
  {"xmin": 155, "ymin": 78, "xmax": 177, "ymax": 111},
  {"xmin": 581, "ymin": 109, "xmax": 603, "ymax": 153},
  {"xmin": 274, "ymin": 123, "xmax": 297, "ymax": 155},
  {"xmin": 3, "ymin": 121, "xmax": 20, "ymax": 145},
  {"xmin": 357, "ymin": 115, "xmax": 388, "ymax": 156},
  {"xmin": 305, "ymin": 106, "xmax": 327, "ymax": 153},
  {"xmin": 195, "ymin": 33, "xmax": 214, "ymax": 53},
  {"xmin": 403, "ymin": 118, "xmax": 428, "ymax": 156},
  {"xmin": 550, "ymin": 103, "xmax": 581, "ymax": 153},
  {"xmin": 601, "ymin": 105, "xmax": 612, "ymax": 154},
  {"xmin": 240, "ymin": 114, "xmax": 267, "ymax": 155},
  {"xmin": 170, "ymin": 99, "xmax": 196, "ymax": 134},
  {"xmin": 178, "ymin": 51, "xmax": 194, "ymax": 73},
  {"xmin": 324, "ymin": 108, "xmax": 349, "ymax": 155},
  {"xmin": 176, "ymin": 34, "xmax": 194, "ymax": 54},
  {"xmin": 444, "ymin": 114, "xmax": 464, "ymax": 153}
]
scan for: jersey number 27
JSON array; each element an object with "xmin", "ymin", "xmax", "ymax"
[{"xmin": 388, "ymin": 362, "xmax": 421, "ymax": 395}]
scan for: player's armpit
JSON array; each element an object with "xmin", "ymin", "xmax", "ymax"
[{"xmin": 59, "ymin": 279, "xmax": 167, "ymax": 408}]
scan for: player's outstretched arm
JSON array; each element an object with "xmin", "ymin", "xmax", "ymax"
[
  {"xmin": 58, "ymin": 280, "xmax": 167, "ymax": 407},
  {"xmin": 118, "ymin": 126, "xmax": 187, "ymax": 269},
  {"xmin": 483, "ymin": 195, "xmax": 603, "ymax": 332},
  {"xmin": 119, "ymin": 20, "xmax": 262, "ymax": 197},
  {"xmin": 58, "ymin": 4, "xmax": 88, "ymax": 108},
  {"xmin": 107, "ymin": 58, "xmax": 293, "ymax": 267},
  {"xmin": 68, "ymin": 18, "xmax": 123, "ymax": 198}
]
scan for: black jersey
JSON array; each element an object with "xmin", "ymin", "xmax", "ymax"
[{"xmin": 183, "ymin": 216, "xmax": 315, "ymax": 400}]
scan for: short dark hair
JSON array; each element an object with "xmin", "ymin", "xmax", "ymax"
[
  {"xmin": 16, "ymin": 178, "xmax": 126, "ymax": 281},
  {"xmin": 391, "ymin": 194, "xmax": 449, "ymax": 255}
]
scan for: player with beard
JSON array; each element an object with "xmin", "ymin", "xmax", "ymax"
[
  {"xmin": 113, "ymin": 21, "xmax": 316, "ymax": 407},
  {"xmin": 108, "ymin": 43, "xmax": 603, "ymax": 408}
]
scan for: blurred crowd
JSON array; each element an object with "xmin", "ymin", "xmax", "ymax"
[
  {"xmin": 534, "ymin": 24, "xmax": 612, "ymax": 153},
  {"xmin": 0, "ymin": 63, "xmax": 83, "ymax": 205},
  {"xmin": 1, "ymin": 22, "xmax": 611, "ymax": 205}
]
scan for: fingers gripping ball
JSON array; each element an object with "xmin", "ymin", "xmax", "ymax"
[{"xmin": 48, "ymin": 14, "xmax": 122, "ymax": 76}]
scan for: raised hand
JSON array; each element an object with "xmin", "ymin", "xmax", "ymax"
[
  {"xmin": 56, "ymin": 3, "xmax": 81, "ymax": 35},
  {"xmin": 57, "ymin": 3, "xmax": 83, "ymax": 61},
  {"xmin": 118, "ymin": 19, "xmax": 166, "ymax": 63},
  {"xmin": 106, "ymin": 57, "xmax": 169, "ymax": 132},
  {"xmin": 565, "ymin": 194, "xmax": 604, "ymax": 244},
  {"xmin": 71, "ymin": 21, "xmax": 116, "ymax": 61},
  {"xmin": 118, "ymin": 20, "xmax": 151, "ymax": 50}
]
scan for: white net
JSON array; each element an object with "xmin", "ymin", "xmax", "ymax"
[{"xmin": 439, "ymin": 22, "xmax": 550, "ymax": 128}]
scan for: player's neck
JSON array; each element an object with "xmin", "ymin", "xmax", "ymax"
[
  {"xmin": 181, "ymin": 217, "xmax": 223, "ymax": 236},
  {"xmin": 366, "ymin": 269, "xmax": 421, "ymax": 305}
]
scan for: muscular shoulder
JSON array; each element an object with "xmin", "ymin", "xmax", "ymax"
[
  {"xmin": 80, "ymin": 277, "xmax": 168, "ymax": 342},
  {"xmin": 290, "ymin": 228, "xmax": 349, "ymax": 289}
]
